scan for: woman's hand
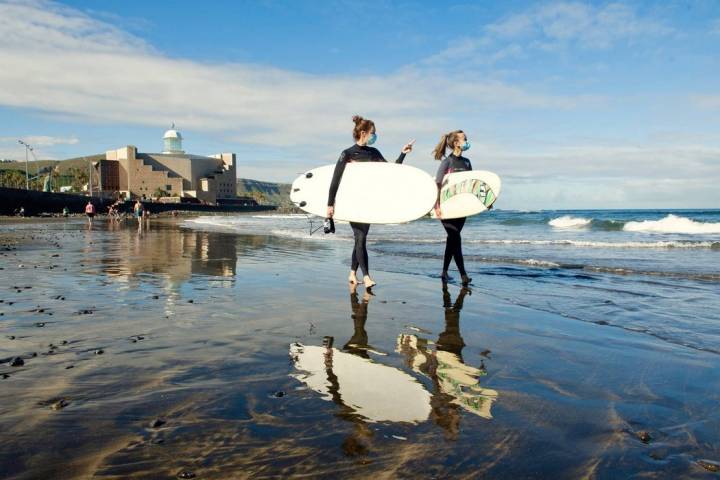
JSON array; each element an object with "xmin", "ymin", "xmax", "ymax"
[
  {"xmin": 327, "ymin": 206, "xmax": 334, "ymax": 218},
  {"xmin": 401, "ymin": 139, "xmax": 416, "ymax": 154}
]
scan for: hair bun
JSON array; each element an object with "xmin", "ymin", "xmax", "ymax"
[{"xmin": 352, "ymin": 115, "xmax": 363, "ymax": 125}]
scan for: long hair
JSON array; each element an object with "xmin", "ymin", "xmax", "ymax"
[
  {"xmin": 432, "ymin": 130, "xmax": 464, "ymax": 160},
  {"xmin": 352, "ymin": 115, "xmax": 375, "ymax": 141}
]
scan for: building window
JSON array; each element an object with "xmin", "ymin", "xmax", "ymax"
[{"xmin": 166, "ymin": 185, "xmax": 172, "ymax": 191}]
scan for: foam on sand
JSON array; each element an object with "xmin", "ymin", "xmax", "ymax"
[{"xmin": 623, "ymin": 214, "xmax": 720, "ymax": 234}]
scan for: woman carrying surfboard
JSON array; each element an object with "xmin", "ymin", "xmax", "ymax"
[
  {"xmin": 433, "ymin": 130, "xmax": 473, "ymax": 286},
  {"xmin": 327, "ymin": 115, "xmax": 415, "ymax": 287}
]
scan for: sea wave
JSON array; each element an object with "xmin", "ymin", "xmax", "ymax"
[
  {"xmin": 463, "ymin": 239, "xmax": 719, "ymax": 249},
  {"xmin": 549, "ymin": 216, "xmax": 592, "ymax": 228},
  {"xmin": 623, "ymin": 214, "xmax": 720, "ymax": 234}
]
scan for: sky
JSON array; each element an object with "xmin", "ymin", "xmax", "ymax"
[{"xmin": 0, "ymin": 0, "xmax": 718, "ymax": 209}]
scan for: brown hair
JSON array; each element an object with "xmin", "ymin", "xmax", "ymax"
[
  {"xmin": 352, "ymin": 115, "xmax": 375, "ymax": 141},
  {"xmin": 432, "ymin": 130, "xmax": 464, "ymax": 160}
]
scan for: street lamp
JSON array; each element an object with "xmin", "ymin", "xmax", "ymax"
[{"xmin": 17, "ymin": 140, "xmax": 33, "ymax": 190}]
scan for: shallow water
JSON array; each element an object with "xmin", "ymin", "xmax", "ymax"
[{"xmin": 1, "ymin": 218, "xmax": 719, "ymax": 478}]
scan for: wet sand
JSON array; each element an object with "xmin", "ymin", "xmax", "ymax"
[{"xmin": 0, "ymin": 218, "xmax": 719, "ymax": 479}]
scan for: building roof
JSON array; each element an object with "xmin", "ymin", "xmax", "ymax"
[{"xmin": 163, "ymin": 129, "xmax": 182, "ymax": 140}]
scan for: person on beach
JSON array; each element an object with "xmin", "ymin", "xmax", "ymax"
[
  {"xmin": 327, "ymin": 115, "xmax": 415, "ymax": 288},
  {"xmin": 85, "ymin": 201, "xmax": 96, "ymax": 225},
  {"xmin": 433, "ymin": 130, "xmax": 473, "ymax": 285},
  {"xmin": 133, "ymin": 200, "xmax": 144, "ymax": 227}
]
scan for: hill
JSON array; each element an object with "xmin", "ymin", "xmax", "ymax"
[{"xmin": 237, "ymin": 178, "xmax": 291, "ymax": 207}]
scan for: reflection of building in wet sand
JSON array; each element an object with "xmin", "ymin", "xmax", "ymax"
[
  {"xmin": 396, "ymin": 287, "xmax": 498, "ymax": 425},
  {"xmin": 99, "ymin": 230, "xmax": 238, "ymax": 286}
]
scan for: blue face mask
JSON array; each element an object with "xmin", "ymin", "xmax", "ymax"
[
  {"xmin": 367, "ymin": 133, "xmax": 377, "ymax": 146},
  {"xmin": 461, "ymin": 140, "xmax": 471, "ymax": 151}
]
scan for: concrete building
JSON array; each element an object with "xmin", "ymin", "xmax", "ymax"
[{"xmin": 99, "ymin": 126, "xmax": 237, "ymax": 203}]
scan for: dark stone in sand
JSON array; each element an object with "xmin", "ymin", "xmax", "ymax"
[
  {"xmin": 7, "ymin": 336, "xmax": 15, "ymax": 340},
  {"xmin": 94, "ymin": 349, "xmax": 104, "ymax": 355},
  {"xmin": 61, "ymin": 340, "xmax": 68, "ymax": 345},
  {"xmin": 480, "ymin": 349, "xmax": 492, "ymax": 358},
  {"xmin": 78, "ymin": 309, "xmax": 93, "ymax": 315},
  {"xmin": 10, "ymin": 357, "xmax": 24, "ymax": 367},
  {"xmin": 152, "ymin": 295, "xmax": 159, "ymax": 299},
  {"xmin": 51, "ymin": 254, "xmax": 59, "ymax": 257},
  {"xmin": 35, "ymin": 322, "xmax": 45, "ymax": 327},
  {"xmin": 698, "ymin": 460, "xmax": 720, "ymax": 472},
  {"xmin": 177, "ymin": 471, "xmax": 196, "ymax": 479},
  {"xmin": 595, "ymin": 320, "xmax": 609, "ymax": 325},
  {"xmin": 152, "ymin": 438, "xmax": 165, "ymax": 444},
  {"xmin": 51, "ymin": 399, "xmax": 69, "ymax": 410},
  {"xmin": 65, "ymin": 365, "xmax": 74, "ymax": 369},
  {"xmin": 149, "ymin": 418, "xmax": 166, "ymax": 428},
  {"xmin": 273, "ymin": 391, "xmax": 286, "ymax": 398},
  {"xmin": 31, "ymin": 352, "xmax": 37, "ymax": 357},
  {"xmin": 188, "ymin": 299, "xmax": 194, "ymax": 303},
  {"xmin": 2, "ymin": 374, "xmax": 9, "ymax": 379},
  {"xmin": 636, "ymin": 431, "xmax": 652, "ymax": 443}
]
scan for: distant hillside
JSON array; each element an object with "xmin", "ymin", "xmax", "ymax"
[
  {"xmin": 0, "ymin": 155, "xmax": 104, "ymax": 174},
  {"xmin": 237, "ymin": 178, "xmax": 291, "ymax": 207}
]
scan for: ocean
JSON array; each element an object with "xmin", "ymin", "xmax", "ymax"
[{"xmin": 185, "ymin": 209, "xmax": 720, "ymax": 354}]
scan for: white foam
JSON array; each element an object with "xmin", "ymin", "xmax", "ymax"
[
  {"xmin": 466, "ymin": 239, "xmax": 717, "ymax": 249},
  {"xmin": 623, "ymin": 214, "xmax": 720, "ymax": 234},
  {"xmin": 549, "ymin": 216, "xmax": 592, "ymax": 228}
]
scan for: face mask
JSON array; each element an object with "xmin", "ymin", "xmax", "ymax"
[
  {"xmin": 366, "ymin": 133, "xmax": 377, "ymax": 146},
  {"xmin": 461, "ymin": 141, "xmax": 471, "ymax": 151}
]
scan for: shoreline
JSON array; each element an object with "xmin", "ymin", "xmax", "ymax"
[{"xmin": 0, "ymin": 218, "xmax": 718, "ymax": 478}]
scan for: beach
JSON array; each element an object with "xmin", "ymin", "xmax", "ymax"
[{"xmin": 1, "ymin": 214, "xmax": 719, "ymax": 479}]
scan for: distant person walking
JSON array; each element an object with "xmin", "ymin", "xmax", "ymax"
[
  {"xmin": 133, "ymin": 200, "xmax": 144, "ymax": 228},
  {"xmin": 85, "ymin": 201, "xmax": 96, "ymax": 225},
  {"xmin": 433, "ymin": 130, "xmax": 473, "ymax": 286}
]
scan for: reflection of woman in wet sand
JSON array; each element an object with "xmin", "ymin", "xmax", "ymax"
[{"xmin": 396, "ymin": 285, "xmax": 498, "ymax": 438}]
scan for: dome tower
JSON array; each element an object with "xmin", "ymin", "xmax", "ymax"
[{"xmin": 162, "ymin": 123, "xmax": 184, "ymax": 154}]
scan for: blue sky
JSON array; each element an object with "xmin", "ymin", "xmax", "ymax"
[{"xmin": 0, "ymin": 0, "xmax": 719, "ymax": 208}]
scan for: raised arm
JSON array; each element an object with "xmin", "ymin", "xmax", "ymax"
[{"xmin": 327, "ymin": 151, "xmax": 347, "ymax": 208}]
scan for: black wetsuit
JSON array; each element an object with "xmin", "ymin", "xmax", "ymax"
[
  {"xmin": 328, "ymin": 144, "xmax": 406, "ymax": 277},
  {"xmin": 435, "ymin": 153, "xmax": 472, "ymax": 276}
]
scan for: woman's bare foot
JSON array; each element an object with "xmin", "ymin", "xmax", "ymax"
[
  {"xmin": 363, "ymin": 275, "xmax": 376, "ymax": 288},
  {"xmin": 348, "ymin": 271, "xmax": 359, "ymax": 284},
  {"xmin": 461, "ymin": 274, "xmax": 472, "ymax": 285}
]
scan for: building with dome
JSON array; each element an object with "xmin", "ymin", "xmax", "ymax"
[{"xmin": 99, "ymin": 126, "xmax": 238, "ymax": 204}]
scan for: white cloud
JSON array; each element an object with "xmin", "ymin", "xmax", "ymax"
[
  {"xmin": 428, "ymin": 2, "xmax": 672, "ymax": 65},
  {"xmin": 0, "ymin": 0, "xmax": 598, "ymax": 154},
  {"xmin": 690, "ymin": 94, "xmax": 720, "ymax": 110}
]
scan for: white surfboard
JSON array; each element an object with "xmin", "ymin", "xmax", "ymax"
[
  {"xmin": 290, "ymin": 163, "xmax": 437, "ymax": 224},
  {"xmin": 289, "ymin": 343, "xmax": 431, "ymax": 423},
  {"xmin": 431, "ymin": 170, "xmax": 501, "ymax": 220}
]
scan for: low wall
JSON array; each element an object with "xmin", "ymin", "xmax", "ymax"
[{"xmin": 0, "ymin": 187, "xmax": 277, "ymax": 216}]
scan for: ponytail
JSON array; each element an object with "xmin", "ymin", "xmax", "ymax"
[{"xmin": 433, "ymin": 130, "xmax": 464, "ymax": 160}]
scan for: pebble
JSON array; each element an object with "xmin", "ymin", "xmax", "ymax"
[
  {"xmin": 187, "ymin": 299, "xmax": 194, "ymax": 304},
  {"xmin": 94, "ymin": 349, "xmax": 104, "ymax": 355},
  {"xmin": 51, "ymin": 399, "xmax": 69, "ymax": 410},
  {"xmin": 35, "ymin": 322, "xmax": 45, "ymax": 328},
  {"xmin": 2, "ymin": 374, "xmax": 9, "ymax": 379},
  {"xmin": 65, "ymin": 365, "xmax": 74, "ymax": 369},
  {"xmin": 698, "ymin": 460, "xmax": 720, "ymax": 472},
  {"xmin": 636, "ymin": 431, "xmax": 652, "ymax": 443},
  {"xmin": 149, "ymin": 418, "xmax": 166, "ymax": 428},
  {"xmin": 273, "ymin": 391, "xmax": 286, "ymax": 398},
  {"xmin": 177, "ymin": 471, "xmax": 196, "ymax": 479},
  {"xmin": 10, "ymin": 357, "xmax": 24, "ymax": 367}
]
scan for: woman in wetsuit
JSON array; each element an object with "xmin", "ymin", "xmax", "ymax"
[
  {"xmin": 433, "ymin": 130, "xmax": 472, "ymax": 286},
  {"xmin": 327, "ymin": 115, "xmax": 415, "ymax": 287}
]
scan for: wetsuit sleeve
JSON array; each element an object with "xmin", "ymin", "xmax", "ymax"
[
  {"xmin": 374, "ymin": 149, "xmax": 405, "ymax": 164},
  {"xmin": 327, "ymin": 151, "xmax": 347, "ymax": 207},
  {"xmin": 435, "ymin": 158, "xmax": 450, "ymax": 184}
]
